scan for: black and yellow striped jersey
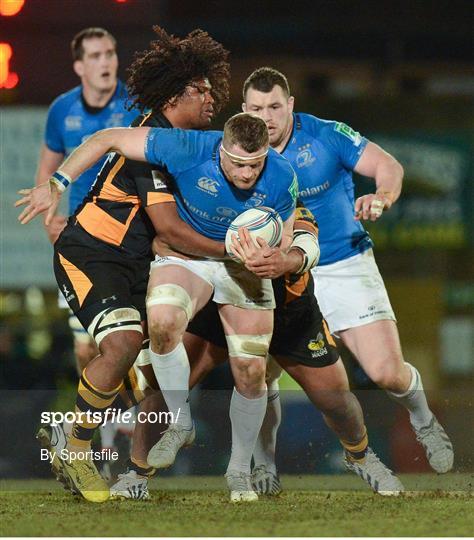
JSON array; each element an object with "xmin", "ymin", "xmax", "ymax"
[{"xmin": 72, "ymin": 112, "xmax": 175, "ymax": 259}]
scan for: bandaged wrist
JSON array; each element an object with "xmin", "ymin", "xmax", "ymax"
[
  {"xmin": 49, "ymin": 170, "xmax": 72, "ymax": 193},
  {"xmin": 290, "ymin": 229, "xmax": 320, "ymax": 273}
]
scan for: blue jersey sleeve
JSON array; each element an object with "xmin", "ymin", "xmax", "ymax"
[
  {"xmin": 268, "ymin": 153, "xmax": 297, "ymax": 222},
  {"xmin": 323, "ymin": 121, "xmax": 368, "ymax": 170},
  {"xmin": 44, "ymin": 99, "xmax": 66, "ymax": 154},
  {"xmin": 144, "ymin": 128, "xmax": 214, "ymax": 175},
  {"xmin": 278, "ymin": 168, "xmax": 298, "ymax": 222}
]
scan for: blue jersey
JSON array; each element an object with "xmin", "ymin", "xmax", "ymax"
[
  {"xmin": 44, "ymin": 80, "xmax": 137, "ymax": 214},
  {"xmin": 282, "ymin": 113, "xmax": 371, "ymax": 265},
  {"xmin": 144, "ymin": 128, "xmax": 297, "ymax": 241}
]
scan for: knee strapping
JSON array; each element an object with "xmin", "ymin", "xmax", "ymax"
[
  {"xmin": 132, "ymin": 344, "xmax": 153, "ymax": 392},
  {"xmin": 266, "ymin": 354, "xmax": 283, "ymax": 388},
  {"xmin": 146, "ymin": 283, "xmax": 193, "ymax": 320},
  {"xmin": 226, "ymin": 333, "xmax": 272, "ymax": 359},
  {"xmin": 87, "ymin": 307, "xmax": 142, "ymax": 346}
]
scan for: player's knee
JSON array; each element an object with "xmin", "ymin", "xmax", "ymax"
[
  {"xmin": 226, "ymin": 334, "xmax": 272, "ymax": 393},
  {"xmin": 148, "ymin": 308, "xmax": 187, "ymax": 351},
  {"xmin": 232, "ymin": 356, "xmax": 267, "ymax": 393},
  {"xmin": 318, "ymin": 390, "xmax": 357, "ymax": 418},
  {"xmin": 370, "ymin": 363, "xmax": 406, "ymax": 391},
  {"xmin": 146, "ymin": 283, "xmax": 192, "ymax": 339},
  {"xmin": 101, "ymin": 331, "xmax": 143, "ymax": 374}
]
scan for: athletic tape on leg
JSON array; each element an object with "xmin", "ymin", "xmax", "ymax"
[
  {"xmin": 146, "ymin": 284, "xmax": 193, "ymax": 320},
  {"xmin": 87, "ymin": 307, "xmax": 142, "ymax": 346},
  {"xmin": 226, "ymin": 333, "xmax": 272, "ymax": 359}
]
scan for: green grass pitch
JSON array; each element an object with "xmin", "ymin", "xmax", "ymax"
[{"xmin": 1, "ymin": 474, "xmax": 472, "ymax": 537}]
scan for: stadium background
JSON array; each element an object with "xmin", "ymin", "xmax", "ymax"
[{"xmin": 0, "ymin": 0, "xmax": 472, "ymax": 484}]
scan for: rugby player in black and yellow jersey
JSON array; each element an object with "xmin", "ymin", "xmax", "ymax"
[
  {"xmin": 31, "ymin": 26, "xmax": 231, "ymax": 503},
  {"xmin": 18, "ymin": 29, "xmax": 401, "ymax": 500}
]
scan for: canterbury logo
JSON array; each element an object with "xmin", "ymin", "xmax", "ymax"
[{"xmin": 197, "ymin": 177, "xmax": 219, "ymax": 194}]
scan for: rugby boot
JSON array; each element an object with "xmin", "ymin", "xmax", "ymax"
[
  {"xmin": 345, "ymin": 447, "xmax": 404, "ymax": 496},
  {"xmin": 36, "ymin": 424, "xmax": 75, "ymax": 493},
  {"xmin": 147, "ymin": 423, "xmax": 195, "ymax": 469},
  {"xmin": 110, "ymin": 469, "xmax": 150, "ymax": 500},
  {"xmin": 225, "ymin": 470, "xmax": 259, "ymax": 502},
  {"xmin": 413, "ymin": 415, "xmax": 454, "ymax": 473},
  {"xmin": 58, "ymin": 453, "xmax": 109, "ymax": 503},
  {"xmin": 251, "ymin": 464, "xmax": 282, "ymax": 495}
]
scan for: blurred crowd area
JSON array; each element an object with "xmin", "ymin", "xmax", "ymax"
[{"xmin": 0, "ymin": 0, "xmax": 472, "ymax": 479}]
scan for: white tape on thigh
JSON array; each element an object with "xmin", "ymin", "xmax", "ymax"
[
  {"xmin": 226, "ymin": 333, "xmax": 272, "ymax": 359},
  {"xmin": 132, "ymin": 345, "xmax": 153, "ymax": 392},
  {"xmin": 146, "ymin": 283, "xmax": 193, "ymax": 320},
  {"xmin": 87, "ymin": 307, "xmax": 142, "ymax": 346},
  {"xmin": 266, "ymin": 354, "xmax": 283, "ymax": 385}
]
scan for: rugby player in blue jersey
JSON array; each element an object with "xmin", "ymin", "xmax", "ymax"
[
  {"xmin": 33, "ymin": 27, "xmax": 139, "ymax": 473},
  {"xmin": 20, "ymin": 112, "xmax": 297, "ymax": 502},
  {"xmin": 241, "ymin": 67, "xmax": 453, "ymax": 475}
]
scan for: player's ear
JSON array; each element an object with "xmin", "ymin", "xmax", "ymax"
[
  {"xmin": 242, "ymin": 102, "xmax": 247, "ymax": 112},
  {"xmin": 288, "ymin": 96, "xmax": 295, "ymax": 114},
  {"xmin": 73, "ymin": 60, "xmax": 84, "ymax": 77}
]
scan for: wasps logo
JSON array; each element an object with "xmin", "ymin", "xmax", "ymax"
[{"xmin": 307, "ymin": 333, "xmax": 325, "ymax": 351}]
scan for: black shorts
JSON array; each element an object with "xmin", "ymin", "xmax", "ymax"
[
  {"xmin": 187, "ymin": 294, "xmax": 339, "ymax": 368},
  {"xmin": 53, "ymin": 223, "xmax": 150, "ymax": 331}
]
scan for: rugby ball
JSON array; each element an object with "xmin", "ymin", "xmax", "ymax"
[{"xmin": 225, "ymin": 206, "xmax": 283, "ymax": 257}]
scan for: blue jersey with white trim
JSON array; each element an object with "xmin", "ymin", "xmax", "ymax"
[
  {"xmin": 44, "ymin": 80, "xmax": 137, "ymax": 214},
  {"xmin": 144, "ymin": 128, "xmax": 297, "ymax": 241},
  {"xmin": 282, "ymin": 113, "xmax": 372, "ymax": 265}
]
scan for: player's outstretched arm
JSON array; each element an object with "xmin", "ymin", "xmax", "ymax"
[
  {"xmin": 146, "ymin": 202, "xmax": 226, "ymax": 259},
  {"xmin": 57, "ymin": 126, "xmax": 151, "ymax": 180},
  {"xmin": 16, "ymin": 127, "xmax": 151, "ymax": 225},
  {"xmin": 354, "ymin": 142, "xmax": 404, "ymax": 222}
]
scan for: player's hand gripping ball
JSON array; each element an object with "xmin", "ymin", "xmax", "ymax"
[{"xmin": 225, "ymin": 207, "xmax": 283, "ymax": 260}]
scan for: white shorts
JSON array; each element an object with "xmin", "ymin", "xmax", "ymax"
[
  {"xmin": 311, "ymin": 249, "xmax": 396, "ymax": 334},
  {"xmin": 150, "ymin": 256, "xmax": 275, "ymax": 310},
  {"xmin": 58, "ymin": 289, "xmax": 92, "ymax": 344}
]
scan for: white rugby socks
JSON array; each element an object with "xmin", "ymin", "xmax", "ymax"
[
  {"xmin": 252, "ymin": 380, "xmax": 281, "ymax": 475},
  {"xmin": 388, "ymin": 362, "xmax": 433, "ymax": 428},
  {"xmin": 149, "ymin": 342, "xmax": 192, "ymax": 429},
  {"xmin": 227, "ymin": 388, "xmax": 267, "ymax": 474}
]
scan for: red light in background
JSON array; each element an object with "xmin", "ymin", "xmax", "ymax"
[
  {"xmin": 0, "ymin": 43, "xmax": 19, "ymax": 88},
  {"xmin": 115, "ymin": 0, "xmax": 128, "ymax": 3},
  {"xmin": 0, "ymin": 0, "xmax": 25, "ymax": 16}
]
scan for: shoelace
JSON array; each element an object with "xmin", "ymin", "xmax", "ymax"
[
  {"xmin": 252, "ymin": 465, "xmax": 267, "ymax": 474},
  {"xmin": 415, "ymin": 419, "xmax": 437, "ymax": 444},
  {"xmin": 157, "ymin": 427, "xmax": 185, "ymax": 451}
]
